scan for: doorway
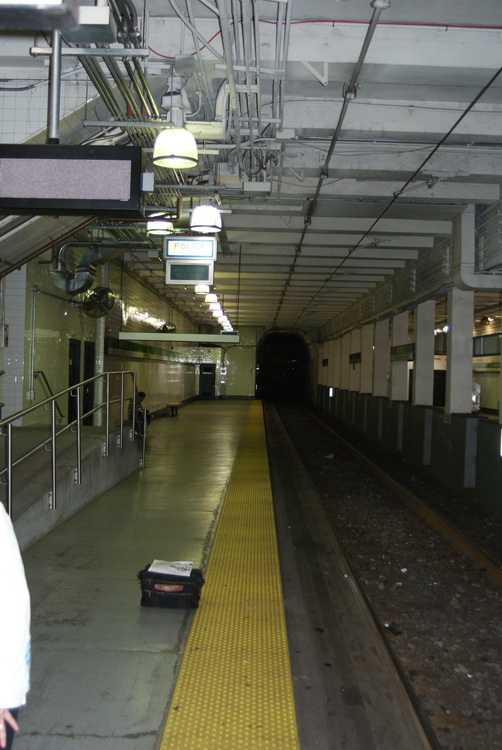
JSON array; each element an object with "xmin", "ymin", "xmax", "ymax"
[
  {"xmin": 83, "ymin": 341, "xmax": 96, "ymax": 425},
  {"xmin": 68, "ymin": 338, "xmax": 81, "ymax": 423},
  {"xmin": 200, "ymin": 364, "xmax": 216, "ymax": 399}
]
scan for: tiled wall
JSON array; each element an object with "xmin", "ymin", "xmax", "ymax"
[
  {"xmin": 0, "ymin": 248, "xmax": 207, "ymax": 424},
  {"xmin": 0, "ymin": 72, "xmax": 96, "ymax": 144},
  {"xmin": 1, "ymin": 266, "xmax": 27, "ymax": 417}
]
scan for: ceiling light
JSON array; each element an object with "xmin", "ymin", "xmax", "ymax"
[
  {"xmin": 153, "ymin": 126, "xmax": 198, "ymax": 170},
  {"xmin": 146, "ymin": 214, "xmax": 174, "ymax": 236},
  {"xmin": 204, "ymin": 293, "xmax": 218, "ymax": 304},
  {"xmin": 152, "ymin": 104, "xmax": 198, "ymax": 170},
  {"xmin": 190, "ymin": 204, "xmax": 222, "ymax": 234},
  {"xmin": 209, "ymin": 302, "xmax": 221, "ymax": 312},
  {"xmin": 194, "ymin": 284, "xmax": 210, "ymax": 295}
]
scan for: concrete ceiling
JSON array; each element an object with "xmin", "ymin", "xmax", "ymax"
[{"xmin": 0, "ymin": 0, "xmax": 501, "ymax": 334}]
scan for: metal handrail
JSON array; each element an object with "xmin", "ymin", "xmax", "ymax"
[
  {"xmin": 0, "ymin": 370, "xmax": 138, "ymax": 516},
  {"xmin": 33, "ymin": 370, "xmax": 65, "ymax": 419}
]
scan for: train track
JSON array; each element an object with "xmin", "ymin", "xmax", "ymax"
[
  {"xmin": 269, "ymin": 400, "xmax": 502, "ymax": 750},
  {"xmin": 264, "ymin": 402, "xmax": 441, "ymax": 750},
  {"xmin": 304, "ymin": 406, "xmax": 502, "ymax": 591}
]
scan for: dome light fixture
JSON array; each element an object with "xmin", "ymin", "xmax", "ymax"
[
  {"xmin": 152, "ymin": 99, "xmax": 198, "ymax": 170},
  {"xmin": 146, "ymin": 213, "xmax": 174, "ymax": 236},
  {"xmin": 190, "ymin": 203, "xmax": 222, "ymax": 234},
  {"xmin": 194, "ymin": 284, "xmax": 210, "ymax": 295}
]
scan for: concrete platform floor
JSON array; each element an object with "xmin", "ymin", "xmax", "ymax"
[{"xmin": 17, "ymin": 400, "xmax": 250, "ymax": 750}]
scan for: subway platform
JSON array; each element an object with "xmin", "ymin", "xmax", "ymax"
[{"xmin": 16, "ymin": 400, "xmax": 432, "ymax": 750}]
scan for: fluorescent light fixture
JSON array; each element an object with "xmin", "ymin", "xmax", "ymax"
[{"xmin": 204, "ymin": 293, "xmax": 218, "ymax": 304}]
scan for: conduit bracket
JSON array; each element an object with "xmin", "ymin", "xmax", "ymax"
[{"xmin": 301, "ymin": 61, "xmax": 328, "ymax": 87}]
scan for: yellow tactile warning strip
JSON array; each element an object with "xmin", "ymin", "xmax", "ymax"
[{"xmin": 159, "ymin": 401, "xmax": 300, "ymax": 750}]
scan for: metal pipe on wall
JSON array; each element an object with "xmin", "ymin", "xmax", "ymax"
[{"xmin": 48, "ymin": 29, "xmax": 62, "ymax": 143}]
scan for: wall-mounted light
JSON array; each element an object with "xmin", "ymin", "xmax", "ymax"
[{"xmin": 190, "ymin": 203, "xmax": 222, "ymax": 234}]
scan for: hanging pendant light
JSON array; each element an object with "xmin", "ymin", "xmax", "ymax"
[
  {"xmin": 194, "ymin": 284, "xmax": 210, "ymax": 295},
  {"xmin": 190, "ymin": 203, "xmax": 222, "ymax": 234},
  {"xmin": 146, "ymin": 214, "xmax": 174, "ymax": 236},
  {"xmin": 153, "ymin": 126, "xmax": 198, "ymax": 170},
  {"xmin": 152, "ymin": 94, "xmax": 198, "ymax": 170}
]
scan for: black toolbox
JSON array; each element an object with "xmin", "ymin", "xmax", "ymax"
[{"xmin": 138, "ymin": 564, "xmax": 205, "ymax": 609}]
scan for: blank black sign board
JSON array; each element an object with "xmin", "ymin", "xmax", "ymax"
[{"xmin": 0, "ymin": 144, "xmax": 143, "ymax": 216}]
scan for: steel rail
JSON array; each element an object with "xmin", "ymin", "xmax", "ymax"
[
  {"xmin": 306, "ymin": 407, "xmax": 502, "ymax": 590},
  {"xmin": 265, "ymin": 402, "xmax": 440, "ymax": 750}
]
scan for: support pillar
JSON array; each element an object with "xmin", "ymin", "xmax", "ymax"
[
  {"xmin": 446, "ymin": 287, "xmax": 474, "ymax": 414},
  {"xmin": 360, "ymin": 323, "xmax": 374, "ymax": 394},
  {"xmin": 333, "ymin": 337, "xmax": 342, "ymax": 389},
  {"xmin": 349, "ymin": 328, "xmax": 361, "ymax": 392},
  {"xmin": 373, "ymin": 318, "xmax": 389, "ymax": 397},
  {"xmin": 413, "ymin": 300, "xmax": 435, "ymax": 406},
  {"xmin": 340, "ymin": 333, "xmax": 351, "ymax": 390},
  {"xmin": 390, "ymin": 311, "xmax": 409, "ymax": 401}
]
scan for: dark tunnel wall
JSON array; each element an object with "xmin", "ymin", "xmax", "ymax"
[{"xmin": 256, "ymin": 331, "xmax": 310, "ymax": 401}]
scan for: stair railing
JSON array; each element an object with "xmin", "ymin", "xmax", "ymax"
[{"xmin": 0, "ymin": 370, "xmax": 139, "ymax": 517}]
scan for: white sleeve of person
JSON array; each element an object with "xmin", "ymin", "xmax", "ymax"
[{"xmin": 0, "ymin": 504, "xmax": 31, "ymax": 708}]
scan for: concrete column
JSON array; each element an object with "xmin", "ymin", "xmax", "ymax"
[
  {"xmin": 333, "ymin": 337, "xmax": 342, "ymax": 389},
  {"xmin": 373, "ymin": 318, "xmax": 389, "ymax": 397},
  {"xmin": 320, "ymin": 341, "xmax": 329, "ymax": 386},
  {"xmin": 413, "ymin": 300, "xmax": 435, "ymax": 406},
  {"xmin": 499, "ymin": 354, "xmax": 502, "ymax": 426},
  {"xmin": 349, "ymin": 328, "xmax": 361, "ymax": 392},
  {"xmin": 390, "ymin": 311, "xmax": 409, "ymax": 401},
  {"xmin": 318, "ymin": 345, "xmax": 326, "ymax": 387},
  {"xmin": 327, "ymin": 339, "xmax": 335, "ymax": 387},
  {"xmin": 340, "ymin": 333, "xmax": 351, "ymax": 390},
  {"xmin": 360, "ymin": 323, "xmax": 374, "ymax": 394},
  {"xmin": 446, "ymin": 287, "xmax": 474, "ymax": 414}
]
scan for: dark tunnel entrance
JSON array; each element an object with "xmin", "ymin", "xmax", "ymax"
[{"xmin": 256, "ymin": 331, "xmax": 310, "ymax": 401}]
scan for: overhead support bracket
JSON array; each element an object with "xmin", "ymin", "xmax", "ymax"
[
  {"xmin": 301, "ymin": 61, "xmax": 328, "ymax": 87},
  {"xmin": 31, "ymin": 46, "xmax": 150, "ymax": 58}
]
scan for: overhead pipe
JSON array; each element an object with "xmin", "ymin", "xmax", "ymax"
[
  {"xmin": 47, "ymin": 29, "xmax": 62, "ymax": 143},
  {"xmin": 52, "ymin": 241, "xmax": 152, "ymax": 295},
  {"xmin": 452, "ymin": 204, "xmax": 502, "ymax": 291},
  {"xmin": 240, "ymin": 0, "xmax": 258, "ymax": 155},
  {"xmin": 273, "ymin": 0, "xmax": 391, "ymax": 326},
  {"xmin": 251, "ymin": 0, "xmax": 262, "ymax": 132},
  {"xmin": 186, "ymin": 0, "xmax": 216, "ymax": 119},
  {"xmin": 0, "ymin": 218, "xmax": 96, "ymax": 280},
  {"xmin": 215, "ymin": 0, "xmax": 245, "ymax": 170}
]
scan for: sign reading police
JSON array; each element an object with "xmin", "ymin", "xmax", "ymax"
[{"xmin": 164, "ymin": 236, "xmax": 217, "ymax": 260}]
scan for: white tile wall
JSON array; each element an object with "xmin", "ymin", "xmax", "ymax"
[
  {"xmin": 2, "ymin": 266, "xmax": 27, "ymax": 418},
  {"xmin": 0, "ymin": 76, "xmax": 97, "ymax": 143}
]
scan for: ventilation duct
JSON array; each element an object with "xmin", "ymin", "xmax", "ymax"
[
  {"xmin": 51, "ymin": 241, "xmax": 147, "ymax": 295},
  {"xmin": 452, "ymin": 205, "xmax": 502, "ymax": 291}
]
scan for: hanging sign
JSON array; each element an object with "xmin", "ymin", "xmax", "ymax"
[
  {"xmin": 164, "ymin": 236, "xmax": 217, "ymax": 260},
  {"xmin": 165, "ymin": 259, "xmax": 214, "ymax": 285}
]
